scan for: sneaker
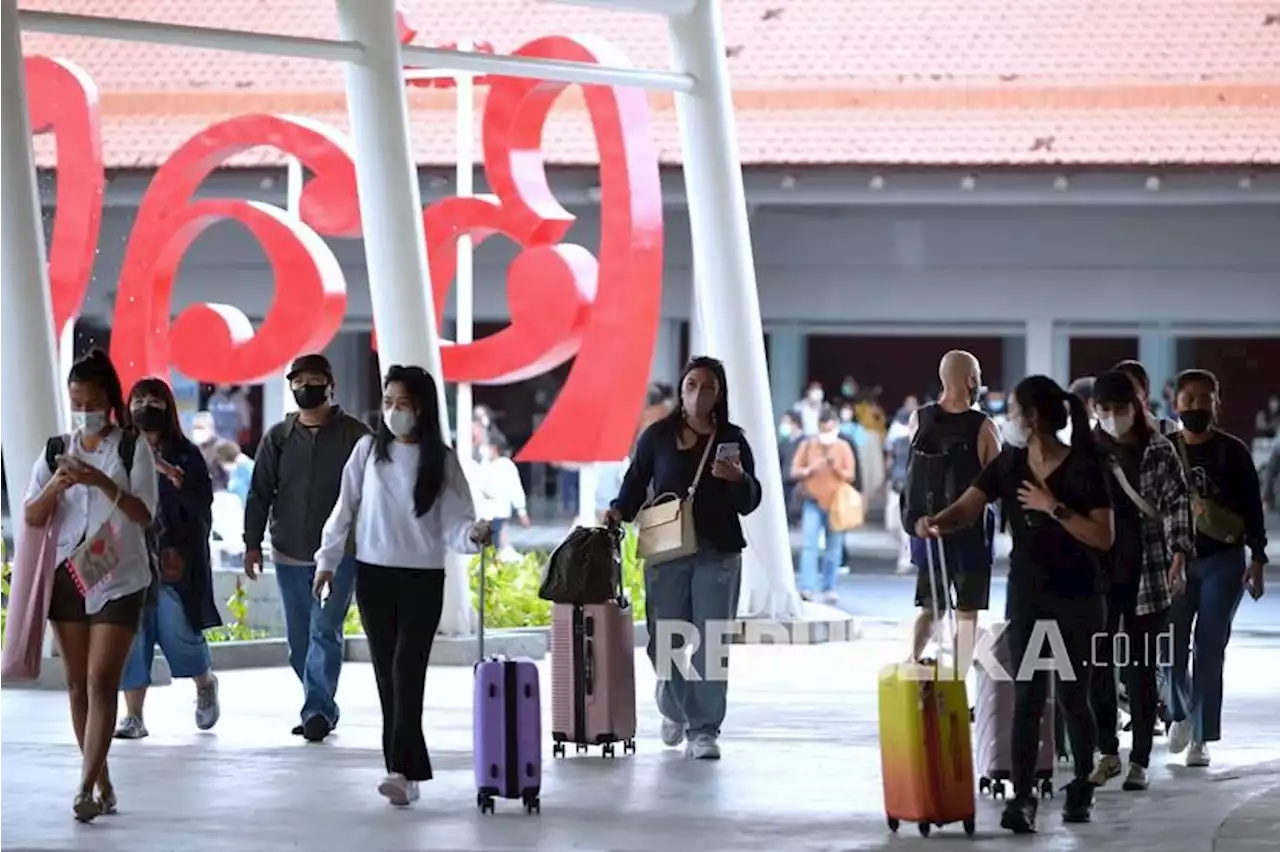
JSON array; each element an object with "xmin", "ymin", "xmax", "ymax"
[
  {"xmin": 999, "ymin": 796, "xmax": 1038, "ymax": 834},
  {"xmin": 686, "ymin": 733, "xmax": 721, "ymax": 760},
  {"xmin": 376, "ymin": 773, "xmax": 418, "ymax": 807},
  {"xmin": 291, "ymin": 724, "xmax": 305, "ymax": 736},
  {"xmin": 1062, "ymin": 779, "xmax": 1094, "ymax": 823},
  {"xmin": 822, "ymin": 590, "xmax": 840, "ymax": 605},
  {"xmin": 113, "ymin": 716, "xmax": 149, "ymax": 740},
  {"xmin": 1186, "ymin": 742, "xmax": 1210, "ymax": 767},
  {"xmin": 661, "ymin": 716, "xmax": 686, "ymax": 748},
  {"xmin": 195, "ymin": 674, "xmax": 220, "ymax": 731},
  {"xmin": 1122, "ymin": 763, "xmax": 1149, "ymax": 791},
  {"xmin": 1168, "ymin": 719, "xmax": 1192, "ymax": 755},
  {"xmin": 799, "ymin": 591, "xmax": 814, "ymax": 603},
  {"xmin": 302, "ymin": 715, "xmax": 332, "ymax": 743},
  {"xmin": 1088, "ymin": 754, "xmax": 1122, "ymax": 787}
]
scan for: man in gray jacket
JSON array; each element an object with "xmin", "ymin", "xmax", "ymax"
[{"xmin": 244, "ymin": 354, "xmax": 370, "ymax": 742}]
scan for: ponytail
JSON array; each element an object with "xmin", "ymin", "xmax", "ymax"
[{"xmin": 1063, "ymin": 390, "xmax": 1096, "ymax": 457}]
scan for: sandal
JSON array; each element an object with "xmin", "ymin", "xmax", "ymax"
[
  {"xmin": 73, "ymin": 790, "xmax": 101, "ymax": 823},
  {"xmin": 97, "ymin": 786, "xmax": 118, "ymax": 815}
]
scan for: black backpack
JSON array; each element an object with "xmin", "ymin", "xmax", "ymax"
[{"xmin": 900, "ymin": 404, "xmax": 988, "ymax": 530}]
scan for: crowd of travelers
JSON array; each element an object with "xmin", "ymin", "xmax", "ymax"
[{"xmin": 0, "ymin": 344, "xmax": 1269, "ymax": 834}]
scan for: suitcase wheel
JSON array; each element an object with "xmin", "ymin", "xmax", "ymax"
[
  {"xmin": 576, "ymin": 743, "xmax": 589, "ymax": 754},
  {"xmin": 552, "ymin": 742, "xmax": 566, "ymax": 758},
  {"xmin": 476, "ymin": 793, "xmax": 495, "ymax": 814},
  {"xmin": 979, "ymin": 777, "xmax": 991, "ymax": 796},
  {"xmin": 1039, "ymin": 778, "xmax": 1055, "ymax": 799},
  {"xmin": 991, "ymin": 779, "xmax": 1008, "ymax": 800},
  {"xmin": 917, "ymin": 822, "xmax": 931, "ymax": 838},
  {"xmin": 963, "ymin": 817, "xmax": 975, "ymax": 836},
  {"xmin": 623, "ymin": 739, "xmax": 636, "ymax": 755},
  {"xmin": 886, "ymin": 816, "xmax": 899, "ymax": 832},
  {"xmin": 522, "ymin": 791, "xmax": 541, "ymax": 815},
  {"xmin": 602, "ymin": 743, "xmax": 616, "ymax": 759}
]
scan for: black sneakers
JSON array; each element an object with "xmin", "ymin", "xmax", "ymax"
[
  {"xmin": 302, "ymin": 716, "xmax": 332, "ymax": 743},
  {"xmin": 1000, "ymin": 796, "xmax": 1038, "ymax": 834},
  {"xmin": 1062, "ymin": 779, "xmax": 1094, "ymax": 823}
]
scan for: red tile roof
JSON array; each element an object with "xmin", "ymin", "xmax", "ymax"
[{"xmin": 21, "ymin": 0, "xmax": 1280, "ymax": 167}]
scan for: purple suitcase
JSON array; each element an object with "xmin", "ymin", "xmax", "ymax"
[{"xmin": 473, "ymin": 547, "xmax": 542, "ymax": 814}]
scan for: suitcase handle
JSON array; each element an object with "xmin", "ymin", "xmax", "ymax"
[
  {"xmin": 477, "ymin": 545, "xmax": 489, "ymax": 661},
  {"xmin": 924, "ymin": 536, "xmax": 958, "ymax": 668}
]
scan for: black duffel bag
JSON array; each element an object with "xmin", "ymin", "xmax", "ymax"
[{"xmin": 538, "ymin": 525, "xmax": 625, "ymax": 605}]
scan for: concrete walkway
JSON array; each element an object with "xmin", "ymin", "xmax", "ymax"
[{"xmin": 3, "ymin": 638, "xmax": 1279, "ymax": 851}]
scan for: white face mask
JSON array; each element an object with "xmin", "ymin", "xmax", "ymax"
[
  {"xmin": 1003, "ymin": 418, "xmax": 1029, "ymax": 448},
  {"xmin": 807, "ymin": 389, "xmax": 823, "ymax": 404},
  {"xmin": 72, "ymin": 410, "xmax": 108, "ymax": 436},
  {"xmin": 818, "ymin": 429, "xmax": 839, "ymax": 445},
  {"xmin": 1099, "ymin": 411, "xmax": 1134, "ymax": 440},
  {"xmin": 383, "ymin": 408, "xmax": 417, "ymax": 439}
]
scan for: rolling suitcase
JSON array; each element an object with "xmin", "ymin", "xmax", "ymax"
[
  {"xmin": 973, "ymin": 627, "xmax": 1057, "ymax": 800},
  {"xmin": 879, "ymin": 538, "xmax": 976, "ymax": 838},
  {"xmin": 473, "ymin": 546, "xmax": 542, "ymax": 814},
  {"xmin": 550, "ymin": 597, "xmax": 637, "ymax": 756}
]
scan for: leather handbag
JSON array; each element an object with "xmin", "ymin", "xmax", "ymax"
[{"xmin": 635, "ymin": 435, "xmax": 716, "ymax": 565}]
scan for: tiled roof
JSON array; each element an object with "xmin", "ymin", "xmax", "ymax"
[{"xmin": 20, "ymin": 0, "xmax": 1280, "ymax": 167}]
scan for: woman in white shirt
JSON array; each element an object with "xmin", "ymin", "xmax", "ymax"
[
  {"xmin": 474, "ymin": 437, "xmax": 530, "ymax": 552},
  {"xmin": 22, "ymin": 350, "xmax": 159, "ymax": 822},
  {"xmin": 313, "ymin": 365, "xmax": 490, "ymax": 807}
]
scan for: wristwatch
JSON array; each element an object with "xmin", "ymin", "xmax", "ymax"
[{"xmin": 1051, "ymin": 503, "xmax": 1071, "ymax": 521}]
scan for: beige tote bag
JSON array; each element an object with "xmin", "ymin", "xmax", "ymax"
[{"xmin": 635, "ymin": 435, "xmax": 716, "ymax": 565}]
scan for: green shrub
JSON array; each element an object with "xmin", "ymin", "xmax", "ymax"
[
  {"xmin": 343, "ymin": 602, "xmax": 363, "ymax": 637},
  {"xmin": 1, "ymin": 557, "xmax": 10, "ymax": 647},
  {"xmin": 205, "ymin": 577, "xmax": 267, "ymax": 643}
]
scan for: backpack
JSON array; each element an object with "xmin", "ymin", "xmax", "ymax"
[
  {"xmin": 900, "ymin": 404, "xmax": 988, "ymax": 530},
  {"xmin": 269, "ymin": 412, "xmax": 301, "ymax": 455}
]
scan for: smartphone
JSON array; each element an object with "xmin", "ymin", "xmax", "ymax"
[
  {"xmin": 715, "ymin": 442, "xmax": 740, "ymax": 462},
  {"xmin": 53, "ymin": 454, "xmax": 81, "ymax": 469}
]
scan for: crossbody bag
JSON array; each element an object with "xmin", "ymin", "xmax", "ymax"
[
  {"xmin": 635, "ymin": 434, "xmax": 715, "ymax": 565},
  {"xmin": 1173, "ymin": 436, "xmax": 1246, "ymax": 544}
]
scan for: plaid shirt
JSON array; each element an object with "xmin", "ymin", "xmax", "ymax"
[{"xmin": 1111, "ymin": 432, "xmax": 1194, "ymax": 615}]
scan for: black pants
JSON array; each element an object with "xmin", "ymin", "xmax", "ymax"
[
  {"xmin": 1090, "ymin": 581, "xmax": 1168, "ymax": 767},
  {"xmin": 1007, "ymin": 593, "xmax": 1103, "ymax": 799},
  {"xmin": 355, "ymin": 563, "xmax": 446, "ymax": 782}
]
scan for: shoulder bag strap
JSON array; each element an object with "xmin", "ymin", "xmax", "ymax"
[
  {"xmin": 685, "ymin": 433, "xmax": 717, "ymax": 500},
  {"xmin": 1172, "ymin": 435, "xmax": 1200, "ymax": 501},
  {"xmin": 1108, "ymin": 459, "xmax": 1157, "ymax": 518}
]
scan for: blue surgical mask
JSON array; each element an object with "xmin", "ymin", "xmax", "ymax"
[
  {"xmin": 988, "ymin": 399, "xmax": 1005, "ymax": 413},
  {"xmin": 71, "ymin": 410, "xmax": 108, "ymax": 436}
]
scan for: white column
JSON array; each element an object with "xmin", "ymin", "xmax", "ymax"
[
  {"xmin": 1024, "ymin": 318, "xmax": 1058, "ymax": 382},
  {"xmin": 336, "ymin": 0, "xmax": 472, "ymax": 635},
  {"xmin": 453, "ymin": 41, "xmax": 476, "ymax": 455},
  {"xmin": 280, "ymin": 157, "xmax": 304, "ymax": 419},
  {"xmin": 2, "ymin": 0, "xmax": 65, "ymax": 487},
  {"xmin": 666, "ymin": 0, "xmax": 800, "ymax": 619}
]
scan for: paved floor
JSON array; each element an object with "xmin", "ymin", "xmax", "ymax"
[{"xmin": 3, "ymin": 637, "xmax": 1279, "ymax": 851}]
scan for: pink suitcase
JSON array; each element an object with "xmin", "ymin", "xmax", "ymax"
[
  {"xmin": 550, "ymin": 601, "xmax": 637, "ymax": 758},
  {"xmin": 973, "ymin": 628, "xmax": 1057, "ymax": 800}
]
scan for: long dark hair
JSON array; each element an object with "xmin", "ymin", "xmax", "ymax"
[
  {"xmin": 1093, "ymin": 370, "xmax": 1152, "ymax": 442},
  {"xmin": 375, "ymin": 365, "xmax": 447, "ymax": 517},
  {"xmin": 666, "ymin": 355, "xmax": 731, "ymax": 429},
  {"xmin": 128, "ymin": 376, "xmax": 190, "ymax": 449},
  {"xmin": 67, "ymin": 348, "xmax": 131, "ymax": 430},
  {"xmin": 1013, "ymin": 374, "xmax": 1097, "ymax": 458}
]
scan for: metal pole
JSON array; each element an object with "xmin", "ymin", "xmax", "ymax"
[
  {"xmin": 453, "ymin": 41, "xmax": 475, "ymax": 460},
  {"xmin": 1, "ymin": 0, "xmax": 66, "ymax": 479},
  {"xmin": 282, "ymin": 157, "xmax": 304, "ymax": 416},
  {"xmin": 666, "ymin": 0, "xmax": 800, "ymax": 619}
]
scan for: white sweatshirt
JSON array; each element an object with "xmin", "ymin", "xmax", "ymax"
[
  {"xmin": 315, "ymin": 436, "xmax": 479, "ymax": 573},
  {"xmin": 472, "ymin": 455, "xmax": 528, "ymax": 522}
]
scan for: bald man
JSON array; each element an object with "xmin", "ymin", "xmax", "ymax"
[{"xmin": 902, "ymin": 350, "xmax": 1002, "ymax": 662}]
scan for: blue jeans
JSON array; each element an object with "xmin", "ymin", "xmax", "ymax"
[
  {"xmin": 275, "ymin": 556, "xmax": 357, "ymax": 726},
  {"xmin": 798, "ymin": 500, "xmax": 844, "ymax": 594},
  {"xmin": 121, "ymin": 584, "xmax": 212, "ymax": 690},
  {"xmin": 645, "ymin": 548, "xmax": 742, "ymax": 738},
  {"xmin": 1164, "ymin": 547, "xmax": 1246, "ymax": 743}
]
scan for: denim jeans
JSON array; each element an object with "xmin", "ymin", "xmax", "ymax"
[
  {"xmin": 1164, "ymin": 547, "xmax": 1246, "ymax": 743},
  {"xmin": 645, "ymin": 548, "xmax": 742, "ymax": 738},
  {"xmin": 798, "ymin": 500, "xmax": 844, "ymax": 594},
  {"xmin": 275, "ymin": 556, "xmax": 357, "ymax": 726},
  {"xmin": 121, "ymin": 584, "xmax": 213, "ymax": 690}
]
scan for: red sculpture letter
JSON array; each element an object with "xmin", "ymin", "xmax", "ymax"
[{"xmin": 110, "ymin": 115, "xmax": 359, "ymax": 392}]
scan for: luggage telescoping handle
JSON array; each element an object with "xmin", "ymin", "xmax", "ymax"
[
  {"xmin": 477, "ymin": 544, "xmax": 488, "ymax": 661},
  {"xmin": 924, "ymin": 535, "xmax": 958, "ymax": 668}
]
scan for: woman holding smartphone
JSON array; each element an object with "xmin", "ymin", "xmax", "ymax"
[
  {"xmin": 21, "ymin": 350, "xmax": 159, "ymax": 821},
  {"xmin": 606, "ymin": 356, "xmax": 763, "ymax": 760}
]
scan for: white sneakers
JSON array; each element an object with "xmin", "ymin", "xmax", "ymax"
[
  {"xmin": 1186, "ymin": 742, "xmax": 1210, "ymax": 767},
  {"xmin": 1167, "ymin": 720, "xmax": 1211, "ymax": 766},
  {"xmin": 686, "ymin": 733, "xmax": 721, "ymax": 760},
  {"xmin": 377, "ymin": 773, "xmax": 420, "ymax": 807},
  {"xmin": 1122, "ymin": 763, "xmax": 1149, "ymax": 791},
  {"xmin": 1088, "ymin": 754, "xmax": 1122, "ymax": 786},
  {"xmin": 661, "ymin": 716, "xmax": 686, "ymax": 747}
]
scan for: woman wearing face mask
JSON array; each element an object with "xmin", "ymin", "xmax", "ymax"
[
  {"xmin": 916, "ymin": 375, "xmax": 1114, "ymax": 833},
  {"xmin": 606, "ymin": 356, "xmax": 763, "ymax": 760},
  {"xmin": 1163, "ymin": 370, "xmax": 1267, "ymax": 768},
  {"xmin": 20, "ymin": 350, "xmax": 159, "ymax": 820},
  {"xmin": 112, "ymin": 378, "xmax": 222, "ymax": 741},
  {"xmin": 1085, "ymin": 372, "xmax": 1192, "ymax": 791},
  {"xmin": 313, "ymin": 366, "xmax": 491, "ymax": 806},
  {"xmin": 473, "ymin": 436, "xmax": 530, "ymax": 554},
  {"xmin": 791, "ymin": 408, "xmax": 857, "ymax": 603}
]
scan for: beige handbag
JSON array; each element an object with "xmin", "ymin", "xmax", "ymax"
[
  {"xmin": 635, "ymin": 435, "xmax": 716, "ymax": 565},
  {"xmin": 828, "ymin": 483, "xmax": 865, "ymax": 532}
]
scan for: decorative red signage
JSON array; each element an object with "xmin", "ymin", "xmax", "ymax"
[{"xmin": 27, "ymin": 29, "xmax": 663, "ymax": 463}]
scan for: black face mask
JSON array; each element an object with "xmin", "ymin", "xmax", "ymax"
[
  {"xmin": 1180, "ymin": 408, "xmax": 1213, "ymax": 434},
  {"xmin": 293, "ymin": 384, "xmax": 329, "ymax": 411},
  {"xmin": 131, "ymin": 404, "xmax": 167, "ymax": 433}
]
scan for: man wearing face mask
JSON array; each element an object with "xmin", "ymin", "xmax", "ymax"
[
  {"xmin": 903, "ymin": 350, "xmax": 1002, "ymax": 662},
  {"xmin": 243, "ymin": 353, "xmax": 370, "ymax": 742},
  {"xmin": 794, "ymin": 381, "xmax": 826, "ymax": 436}
]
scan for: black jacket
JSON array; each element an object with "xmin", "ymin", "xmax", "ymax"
[
  {"xmin": 155, "ymin": 438, "xmax": 222, "ymax": 631},
  {"xmin": 243, "ymin": 407, "xmax": 370, "ymax": 561}
]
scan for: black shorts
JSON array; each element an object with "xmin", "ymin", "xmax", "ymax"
[
  {"xmin": 913, "ymin": 540, "xmax": 992, "ymax": 612},
  {"xmin": 48, "ymin": 565, "xmax": 146, "ymax": 628}
]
